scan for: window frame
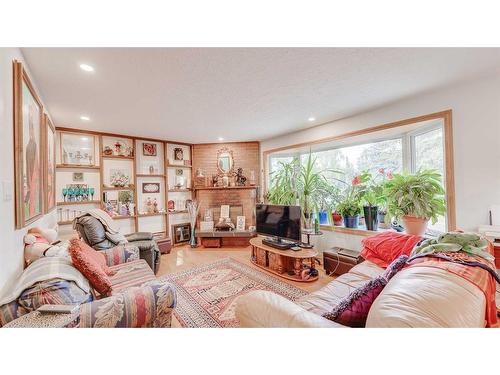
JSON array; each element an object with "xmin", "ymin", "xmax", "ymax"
[{"xmin": 263, "ymin": 110, "xmax": 455, "ymax": 231}]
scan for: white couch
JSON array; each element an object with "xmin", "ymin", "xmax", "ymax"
[{"xmin": 235, "ymin": 261, "xmax": 486, "ymax": 328}]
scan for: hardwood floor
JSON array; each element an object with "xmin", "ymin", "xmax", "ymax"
[{"xmin": 157, "ymin": 244, "xmax": 333, "ymax": 327}]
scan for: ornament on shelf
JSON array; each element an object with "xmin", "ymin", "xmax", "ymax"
[
  {"xmin": 236, "ymin": 168, "xmax": 247, "ymax": 186},
  {"xmin": 168, "ymin": 200, "xmax": 175, "ymax": 212},
  {"xmin": 103, "ymin": 146, "xmax": 113, "ymax": 156},
  {"xmin": 249, "ymin": 170, "xmax": 256, "ymax": 186}
]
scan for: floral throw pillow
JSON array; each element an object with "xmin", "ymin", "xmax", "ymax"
[
  {"xmin": 68, "ymin": 239, "xmax": 113, "ymax": 296},
  {"xmin": 322, "ymin": 255, "xmax": 408, "ymax": 327}
]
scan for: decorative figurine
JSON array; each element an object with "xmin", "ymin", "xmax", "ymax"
[{"xmin": 236, "ymin": 168, "xmax": 247, "ymax": 186}]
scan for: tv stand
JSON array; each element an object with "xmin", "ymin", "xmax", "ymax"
[{"xmin": 262, "ymin": 237, "xmax": 292, "ymax": 250}]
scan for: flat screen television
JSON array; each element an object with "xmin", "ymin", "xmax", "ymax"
[{"xmin": 255, "ymin": 204, "xmax": 301, "ymax": 242}]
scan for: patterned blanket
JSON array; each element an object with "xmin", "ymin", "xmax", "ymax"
[{"xmin": 0, "ymin": 257, "xmax": 90, "ymax": 306}]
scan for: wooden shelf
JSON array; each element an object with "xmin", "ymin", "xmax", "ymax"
[
  {"xmin": 167, "ymin": 164, "xmax": 192, "ymax": 169},
  {"xmin": 102, "ymin": 155, "xmax": 134, "ymax": 160},
  {"xmin": 136, "ymin": 174, "xmax": 166, "ymax": 178},
  {"xmin": 168, "ymin": 189, "xmax": 192, "ymax": 192},
  {"xmin": 168, "ymin": 210, "xmax": 188, "ymax": 214},
  {"xmin": 112, "ymin": 215, "xmax": 136, "ymax": 220},
  {"xmin": 57, "ymin": 220, "xmax": 73, "ymax": 225},
  {"xmin": 320, "ymin": 224, "xmax": 391, "ymax": 237},
  {"xmin": 57, "ymin": 200, "xmax": 101, "ymax": 206},
  {"xmin": 102, "ymin": 186, "xmax": 135, "ymax": 191},
  {"xmin": 56, "ymin": 164, "xmax": 100, "ymax": 170},
  {"xmin": 137, "ymin": 212, "xmax": 167, "ymax": 218},
  {"xmin": 194, "ymin": 185, "xmax": 259, "ymax": 191}
]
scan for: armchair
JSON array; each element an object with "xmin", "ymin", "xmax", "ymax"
[{"xmin": 74, "ymin": 215, "xmax": 161, "ymax": 273}]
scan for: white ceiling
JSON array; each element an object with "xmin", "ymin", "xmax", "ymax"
[{"xmin": 21, "ymin": 48, "xmax": 500, "ymax": 143}]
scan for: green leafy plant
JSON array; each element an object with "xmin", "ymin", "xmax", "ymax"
[
  {"xmin": 266, "ymin": 152, "xmax": 343, "ymax": 220},
  {"xmin": 335, "ymin": 172, "xmax": 370, "ymax": 217},
  {"xmin": 384, "ymin": 169, "xmax": 446, "ymax": 224},
  {"xmin": 362, "ymin": 168, "xmax": 393, "ymax": 210}
]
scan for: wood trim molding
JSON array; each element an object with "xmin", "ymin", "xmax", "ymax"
[
  {"xmin": 262, "ymin": 110, "xmax": 456, "ymax": 231},
  {"xmin": 55, "ymin": 126, "xmax": 193, "ymax": 146}
]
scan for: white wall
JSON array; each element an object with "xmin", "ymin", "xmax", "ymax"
[
  {"xmin": 0, "ymin": 48, "xmax": 57, "ymax": 295},
  {"xmin": 262, "ymin": 70, "xmax": 500, "ymax": 251}
]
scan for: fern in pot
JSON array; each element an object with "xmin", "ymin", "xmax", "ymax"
[{"xmin": 384, "ymin": 169, "xmax": 446, "ymax": 236}]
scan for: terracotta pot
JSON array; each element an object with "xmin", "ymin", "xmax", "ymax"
[
  {"xmin": 402, "ymin": 215, "xmax": 428, "ymax": 236},
  {"xmin": 332, "ymin": 211, "xmax": 343, "ymax": 226}
]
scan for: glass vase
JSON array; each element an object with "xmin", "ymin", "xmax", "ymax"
[{"xmin": 189, "ymin": 226, "xmax": 197, "ymax": 248}]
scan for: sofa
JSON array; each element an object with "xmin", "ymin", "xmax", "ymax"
[
  {"xmin": 0, "ymin": 244, "xmax": 176, "ymax": 328},
  {"xmin": 235, "ymin": 260, "xmax": 487, "ymax": 328},
  {"xmin": 74, "ymin": 215, "xmax": 161, "ymax": 274}
]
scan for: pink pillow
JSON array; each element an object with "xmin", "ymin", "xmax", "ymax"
[{"xmin": 323, "ymin": 255, "xmax": 408, "ymax": 327}]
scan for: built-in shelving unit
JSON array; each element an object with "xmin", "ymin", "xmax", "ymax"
[{"xmin": 55, "ymin": 127, "xmax": 194, "ymax": 240}]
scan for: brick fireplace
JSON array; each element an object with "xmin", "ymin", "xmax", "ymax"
[{"xmin": 192, "ymin": 142, "xmax": 260, "ymax": 245}]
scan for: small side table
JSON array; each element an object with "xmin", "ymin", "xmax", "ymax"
[
  {"xmin": 4, "ymin": 310, "xmax": 79, "ymax": 328},
  {"xmin": 301, "ymin": 230, "xmax": 323, "ymax": 247}
]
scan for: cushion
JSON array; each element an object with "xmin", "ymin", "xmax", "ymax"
[
  {"xmin": 322, "ymin": 255, "xmax": 408, "ymax": 327},
  {"xmin": 18, "ymin": 278, "xmax": 93, "ymax": 311},
  {"xmin": 361, "ymin": 231, "xmax": 423, "ymax": 268},
  {"xmin": 109, "ymin": 259, "xmax": 156, "ymax": 294},
  {"xmin": 68, "ymin": 239, "xmax": 114, "ymax": 296}
]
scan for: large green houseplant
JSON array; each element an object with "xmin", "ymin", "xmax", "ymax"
[
  {"xmin": 384, "ymin": 169, "xmax": 446, "ymax": 235},
  {"xmin": 266, "ymin": 153, "xmax": 342, "ymax": 228}
]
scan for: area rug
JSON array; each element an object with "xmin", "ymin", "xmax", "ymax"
[{"xmin": 161, "ymin": 258, "xmax": 308, "ymax": 327}]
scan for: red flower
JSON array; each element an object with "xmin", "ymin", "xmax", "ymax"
[
  {"xmin": 387, "ymin": 171, "xmax": 393, "ymax": 180},
  {"xmin": 352, "ymin": 176, "xmax": 361, "ymax": 185},
  {"xmin": 378, "ymin": 168, "xmax": 385, "ymax": 174}
]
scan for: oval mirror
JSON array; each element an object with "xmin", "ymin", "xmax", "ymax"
[{"xmin": 217, "ymin": 147, "xmax": 234, "ymax": 174}]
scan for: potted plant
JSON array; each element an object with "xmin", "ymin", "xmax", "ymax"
[
  {"xmin": 331, "ymin": 210, "xmax": 343, "ymax": 226},
  {"xmin": 266, "ymin": 152, "xmax": 342, "ymax": 229},
  {"xmin": 336, "ymin": 200, "xmax": 361, "ymax": 228},
  {"xmin": 384, "ymin": 169, "xmax": 446, "ymax": 236},
  {"xmin": 336, "ymin": 174, "xmax": 369, "ymax": 228},
  {"xmin": 362, "ymin": 169, "xmax": 392, "ymax": 231}
]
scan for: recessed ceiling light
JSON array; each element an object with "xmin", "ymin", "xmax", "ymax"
[
  {"xmin": 308, "ymin": 117, "xmax": 316, "ymax": 122},
  {"xmin": 218, "ymin": 137, "xmax": 224, "ymax": 141},
  {"xmin": 79, "ymin": 64, "xmax": 94, "ymax": 72},
  {"xmin": 80, "ymin": 116, "xmax": 90, "ymax": 121}
]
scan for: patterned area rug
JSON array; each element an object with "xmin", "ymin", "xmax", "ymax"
[{"xmin": 161, "ymin": 258, "xmax": 307, "ymax": 327}]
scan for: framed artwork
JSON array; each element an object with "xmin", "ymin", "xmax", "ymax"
[
  {"xmin": 44, "ymin": 114, "xmax": 56, "ymax": 213},
  {"xmin": 142, "ymin": 182, "xmax": 160, "ymax": 193},
  {"xmin": 142, "ymin": 142, "xmax": 157, "ymax": 156},
  {"xmin": 174, "ymin": 147, "xmax": 184, "ymax": 161},
  {"xmin": 13, "ymin": 61, "xmax": 44, "ymax": 228},
  {"xmin": 236, "ymin": 216, "xmax": 246, "ymax": 231},
  {"xmin": 60, "ymin": 132, "xmax": 96, "ymax": 166},
  {"xmin": 172, "ymin": 223, "xmax": 191, "ymax": 245}
]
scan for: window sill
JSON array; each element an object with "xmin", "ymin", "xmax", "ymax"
[{"xmin": 319, "ymin": 225, "xmax": 391, "ymax": 237}]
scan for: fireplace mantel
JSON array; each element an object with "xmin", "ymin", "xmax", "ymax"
[{"xmin": 194, "ymin": 186, "xmax": 259, "ymax": 191}]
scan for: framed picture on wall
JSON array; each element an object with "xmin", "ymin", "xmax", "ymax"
[
  {"xmin": 142, "ymin": 182, "xmax": 161, "ymax": 193},
  {"xmin": 13, "ymin": 61, "xmax": 44, "ymax": 228},
  {"xmin": 43, "ymin": 114, "xmax": 56, "ymax": 213},
  {"xmin": 142, "ymin": 142, "xmax": 157, "ymax": 156}
]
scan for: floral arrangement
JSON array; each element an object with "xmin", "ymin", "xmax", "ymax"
[{"xmin": 110, "ymin": 171, "xmax": 130, "ymax": 187}]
